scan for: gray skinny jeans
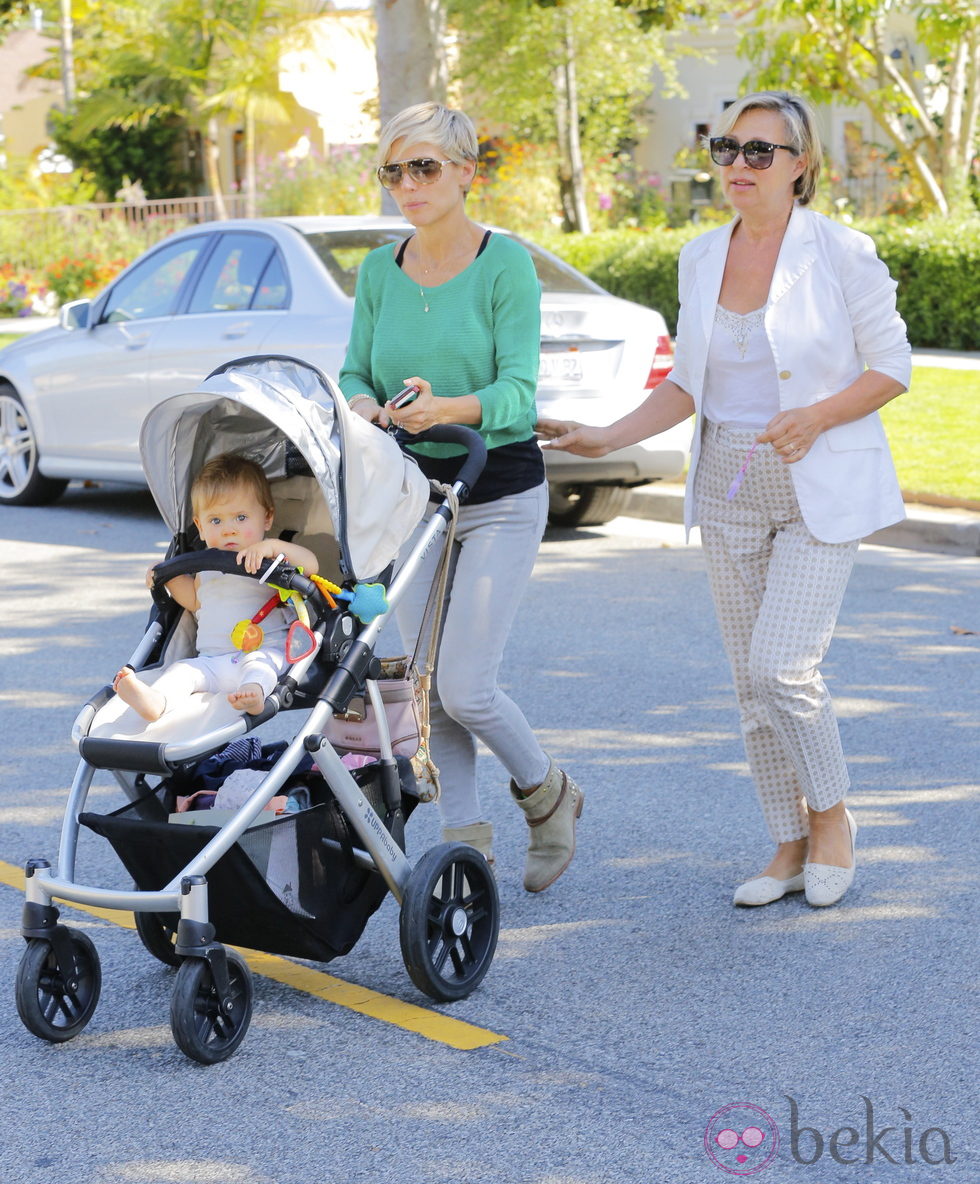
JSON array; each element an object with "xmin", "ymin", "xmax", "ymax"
[{"xmin": 394, "ymin": 481, "xmax": 550, "ymax": 828}]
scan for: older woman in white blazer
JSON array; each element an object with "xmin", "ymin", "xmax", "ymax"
[{"xmin": 537, "ymin": 91, "xmax": 910, "ymax": 909}]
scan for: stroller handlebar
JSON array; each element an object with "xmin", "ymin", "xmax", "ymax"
[
  {"xmin": 150, "ymin": 549, "xmax": 318, "ymax": 610},
  {"xmin": 395, "ymin": 424, "xmax": 487, "ymax": 502}
]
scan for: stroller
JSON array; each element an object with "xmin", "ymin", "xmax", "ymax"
[{"xmin": 15, "ymin": 355, "xmax": 499, "ymax": 1064}]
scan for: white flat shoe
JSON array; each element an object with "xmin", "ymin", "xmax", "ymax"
[
  {"xmin": 804, "ymin": 809, "xmax": 857, "ymax": 907},
  {"xmin": 733, "ymin": 871, "xmax": 805, "ymax": 907}
]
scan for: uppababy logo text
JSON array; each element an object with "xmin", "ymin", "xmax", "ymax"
[{"xmin": 787, "ymin": 1096, "xmax": 956, "ymax": 1166}]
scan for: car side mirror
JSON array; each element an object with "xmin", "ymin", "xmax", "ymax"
[{"xmin": 59, "ymin": 298, "xmax": 92, "ymax": 331}]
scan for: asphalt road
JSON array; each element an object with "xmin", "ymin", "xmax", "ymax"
[{"xmin": 0, "ymin": 484, "xmax": 978, "ymax": 1184}]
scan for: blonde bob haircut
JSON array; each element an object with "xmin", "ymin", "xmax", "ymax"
[
  {"xmin": 377, "ymin": 102, "xmax": 479, "ymax": 172},
  {"xmin": 712, "ymin": 90, "xmax": 822, "ymax": 206}
]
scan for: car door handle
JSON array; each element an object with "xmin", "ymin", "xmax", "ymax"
[
  {"xmin": 124, "ymin": 335, "xmax": 150, "ymax": 351},
  {"xmin": 222, "ymin": 323, "xmax": 251, "ymax": 339}
]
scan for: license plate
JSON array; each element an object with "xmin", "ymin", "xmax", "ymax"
[{"xmin": 539, "ymin": 352, "xmax": 583, "ymax": 382}]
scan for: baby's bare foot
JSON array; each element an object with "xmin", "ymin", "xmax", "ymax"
[
  {"xmin": 113, "ymin": 666, "xmax": 165, "ymax": 722},
  {"xmin": 228, "ymin": 683, "xmax": 266, "ymax": 715}
]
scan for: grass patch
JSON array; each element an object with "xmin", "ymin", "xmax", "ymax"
[
  {"xmin": 0, "ymin": 333, "xmax": 975, "ymax": 504},
  {"xmin": 882, "ymin": 367, "xmax": 980, "ymax": 505}
]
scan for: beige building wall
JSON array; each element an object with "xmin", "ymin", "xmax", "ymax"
[
  {"xmin": 636, "ymin": 14, "xmax": 913, "ymax": 218},
  {"xmin": 0, "ymin": 28, "xmax": 60, "ymax": 162},
  {"xmin": 278, "ymin": 10, "xmax": 378, "ymax": 152}
]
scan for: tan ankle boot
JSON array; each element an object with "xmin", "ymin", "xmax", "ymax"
[
  {"xmin": 441, "ymin": 821, "xmax": 495, "ymax": 867},
  {"xmin": 510, "ymin": 760, "xmax": 583, "ymax": 892}
]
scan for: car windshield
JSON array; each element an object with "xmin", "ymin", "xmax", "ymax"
[{"xmin": 301, "ymin": 227, "xmax": 602, "ymax": 298}]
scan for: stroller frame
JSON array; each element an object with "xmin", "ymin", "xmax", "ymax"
[{"xmin": 16, "ymin": 358, "xmax": 498, "ymax": 1064}]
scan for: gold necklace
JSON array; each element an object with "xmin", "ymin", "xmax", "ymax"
[{"xmin": 415, "ymin": 236, "xmax": 479, "ymax": 313}]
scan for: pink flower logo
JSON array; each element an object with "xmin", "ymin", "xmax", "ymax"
[{"xmin": 705, "ymin": 1103, "xmax": 780, "ymax": 1175}]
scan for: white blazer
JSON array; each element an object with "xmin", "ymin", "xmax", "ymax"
[{"xmin": 669, "ymin": 206, "xmax": 912, "ymax": 544}]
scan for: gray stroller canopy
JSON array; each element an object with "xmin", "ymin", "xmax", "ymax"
[{"xmin": 139, "ymin": 356, "xmax": 430, "ymax": 582}]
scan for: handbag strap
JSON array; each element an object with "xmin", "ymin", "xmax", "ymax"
[{"xmin": 408, "ymin": 481, "xmax": 459, "ymax": 676}]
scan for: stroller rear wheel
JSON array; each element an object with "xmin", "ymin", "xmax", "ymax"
[
  {"xmin": 15, "ymin": 930, "xmax": 102, "ymax": 1043},
  {"xmin": 135, "ymin": 909, "xmax": 183, "ymax": 967},
  {"xmin": 399, "ymin": 842, "xmax": 499, "ymax": 1002},
  {"xmin": 170, "ymin": 948, "xmax": 253, "ymax": 1064}
]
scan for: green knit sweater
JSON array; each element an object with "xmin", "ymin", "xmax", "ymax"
[{"xmin": 338, "ymin": 232, "xmax": 541, "ymax": 456}]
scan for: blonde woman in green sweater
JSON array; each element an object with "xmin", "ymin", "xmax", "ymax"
[{"xmin": 339, "ymin": 102, "xmax": 583, "ymax": 892}]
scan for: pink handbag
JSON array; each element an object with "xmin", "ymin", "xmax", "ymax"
[
  {"xmin": 323, "ymin": 659, "xmax": 423, "ymax": 760},
  {"xmin": 323, "ymin": 490, "xmax": 456, "ymax": 802}
]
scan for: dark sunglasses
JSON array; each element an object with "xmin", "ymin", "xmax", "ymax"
[
  {"xmin": 376, "ymin": 157, "xmax": 455, "ymax": 189},
  {"xmin": 709, "ymin": 136, "xmax": 799, "ymax": 170}
]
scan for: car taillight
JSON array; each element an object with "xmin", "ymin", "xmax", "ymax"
[{"xmin": 644, "ymin": 334, "xmax": 674, "ymax": 389}]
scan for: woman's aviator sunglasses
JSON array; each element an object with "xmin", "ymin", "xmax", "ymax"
[
  {"xmin": 709, "ymin": 136, "xmax": 799, "ymax": 170},
  {"xmin": 377, "ymin": 157, "xmax": 455, "ymax": 189}
]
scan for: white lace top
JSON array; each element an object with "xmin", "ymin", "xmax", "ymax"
[{"xmin": 702, "ymin": 304, "xmax": 780, "ymax": 429}]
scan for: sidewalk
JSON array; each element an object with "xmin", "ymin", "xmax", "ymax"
[
  {"xmin": 0, "ymin": 315, "xmax": 58, "ymax": 334},
  {"xmin": 910, "ymin": 348, "xmax": 980, "ymax": 369},
  {"xmin": 626, "ymin": 482, "xmax": 980, "ymax": 556}
]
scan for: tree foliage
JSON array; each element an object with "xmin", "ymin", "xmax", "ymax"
[
  {"xmin": 200, "ymin": 0, "xmax": 325, "ymax": 215},
  {"xmin": 448, "ymin": 0, "xmax": 683, "ymax": 230},
  {"xmin": 530, "ymin": 0, "xmax": 714, "ymax": 31},
  {"xmin": 0, "ymin": 0, "xmax": 29, "ymax": 36},
  {"xmin": 455, "ymin": 0, "xmax": 678, "ymax": 151},
  {"xmin": 50, "ymin": 106, "xmax": 192, "ymax": 199},
  {"xmin": 34, "ymin": 0, "xmax": 326, "ymax": 206},
  {"xmin": 741, "ymin": 0, "xmax": 980, "ymax": 215}
]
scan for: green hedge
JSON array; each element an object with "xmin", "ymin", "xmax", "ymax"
[
  {"xmin": 862, "ymin": 219, "xmax": 980, "ymax": 352},
  {"xmin": 541, "ymin": 217, "xmax": 980, "ymax": 350}
]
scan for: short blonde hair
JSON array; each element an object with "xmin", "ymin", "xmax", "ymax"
[
  {"xmin": 713, "ymin": 90, "xmax": 822, "ymax": 206},
  {"xmin": 377, "ymin": 102, "xmax": 479, "ymax": 169},
  {"xmin": 191, "ymin": 453, "xmax": 274, "ymax": 519}
]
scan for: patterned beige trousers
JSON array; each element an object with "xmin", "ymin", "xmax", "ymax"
[{"xmin": 695, "ymin": 421, "xmax": 859, "ymax": 843}]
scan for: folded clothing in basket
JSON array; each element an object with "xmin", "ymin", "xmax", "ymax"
[{"xmin": 174, "ymin": 746, "xmax": 376, "ymax": 815}]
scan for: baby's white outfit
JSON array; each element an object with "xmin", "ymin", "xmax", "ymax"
[{"xmin": 154, "ymin": 571, "xmax": 290, "ymax": 710}]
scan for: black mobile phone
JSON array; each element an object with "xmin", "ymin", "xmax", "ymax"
[{"xmin": 390, "ymin": 384, "xmax": 420, "ymax": 409}]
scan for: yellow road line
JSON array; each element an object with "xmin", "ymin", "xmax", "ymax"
[{"xmin": 0, "ymin": 857, "xmax": 506, "ymax": 1051}]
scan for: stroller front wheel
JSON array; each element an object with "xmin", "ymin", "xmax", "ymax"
[
  {"xmin": 15, "ymin": 930, "xmax": 102, "ymax": 1043},
  {"xmin": 399, "ymin": 842, "xmax": 499, "ymax": 1002},
  {"xmin": 170, "ymin": 948, "xmax": 253, "ymax": 1064}
]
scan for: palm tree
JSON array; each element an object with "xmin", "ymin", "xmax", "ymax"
[
  {"xmin": 57, "ymin": 0, "xmax": 326, "ymax": 215},
  {"xmin": 203, "ymin": 0, "xmax": 326, "ymax": 217}
]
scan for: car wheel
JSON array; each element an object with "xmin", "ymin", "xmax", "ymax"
[
  {"xmin": 0, "ymin": 383, "xmax": 68, "ymax": 506},
  {"xmin": 547, "ymin": 483, "xmax": 633, "ymax": 528}
]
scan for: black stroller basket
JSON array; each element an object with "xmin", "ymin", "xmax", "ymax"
[{"xmin": 80, "ymin": 756, "xmax": 419, "ymax": 963}]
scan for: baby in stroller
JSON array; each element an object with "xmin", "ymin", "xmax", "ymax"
[
  {"xmin": 14, "ymin": 357, "xmax": 501, "ymax": 1066},
  {"xmin": 113, "ymin": 452, "xmax": 318, "ymax": 721}
]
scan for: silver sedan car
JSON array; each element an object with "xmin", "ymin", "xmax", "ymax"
[{"xmin": 0, "ymin": 215, "xmax": 690, "ymax": 525}]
